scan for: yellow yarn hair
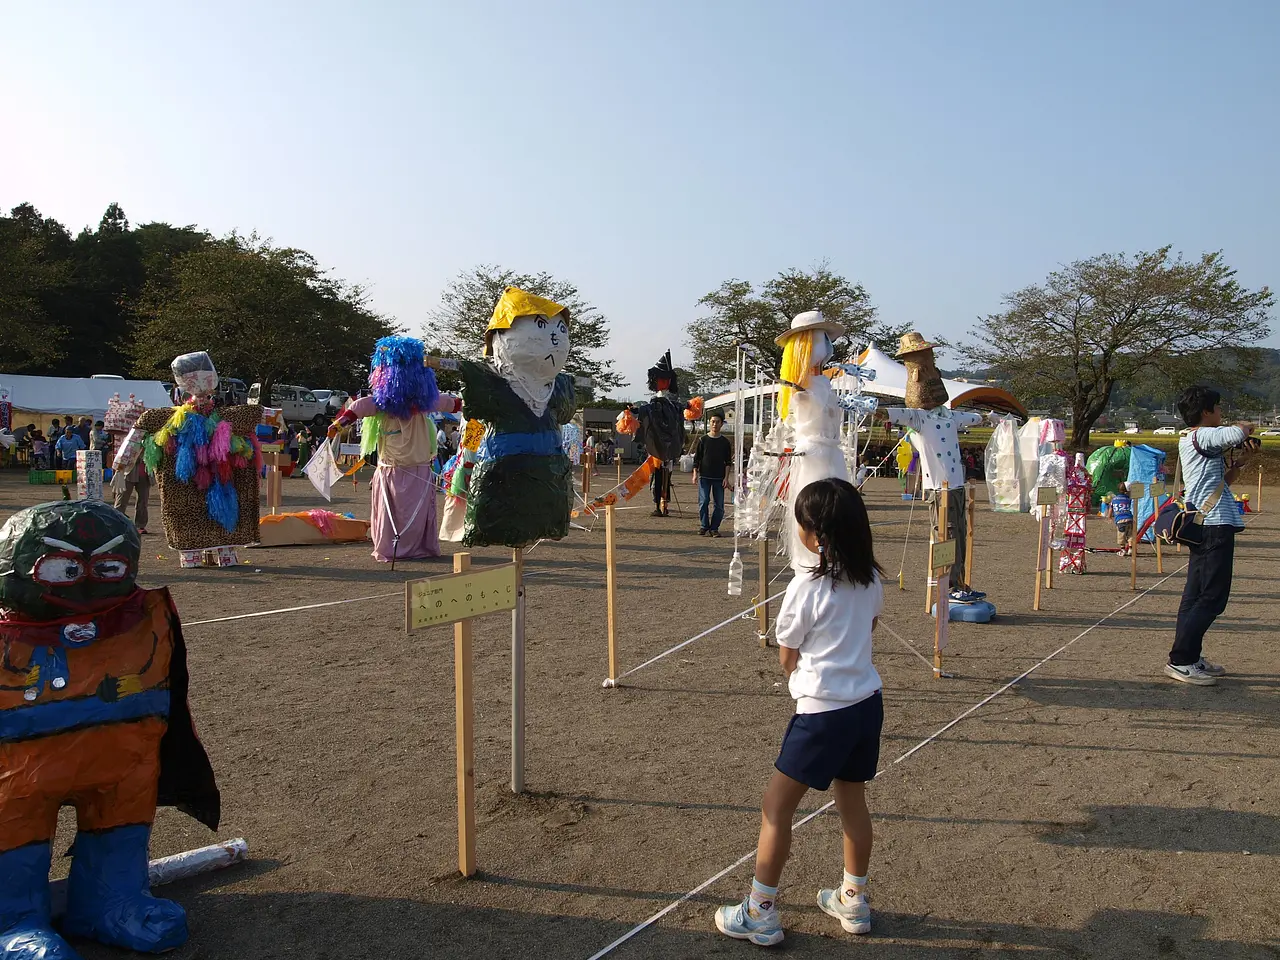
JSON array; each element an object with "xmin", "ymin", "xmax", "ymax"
[{"xmin": 777, "ymin": 332, "xmax": 814, "ymax": 421}]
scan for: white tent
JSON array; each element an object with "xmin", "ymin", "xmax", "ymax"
[{"xmin": 0, "ymin": 375, "xmax": 171, "ymax": 419}]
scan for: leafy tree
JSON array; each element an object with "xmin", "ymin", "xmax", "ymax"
[
  {"xmin": 0, "ymin": 204, "xmax": 72, "ymax": 370},
  {"xmin": 686, "ymin": 263, "xmax": 905, "ymax": 390},
  {"xmin": 425, "ymin": 265, "xmax": 623, "ymax": 393},
  {"xmin": 966, "ymin": 247, "xmax": 1274, "ymax": 449},
  {"xmin": 132, "ymin": 234, "xmax": 394, "ymax": 405}
]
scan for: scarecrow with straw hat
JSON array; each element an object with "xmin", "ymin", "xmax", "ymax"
[
  {"xmin": 776, "ymin": 310, "xmax": 851, "ymax": 572},
  {"xmin": 884, "ymin": 331, "xmax": 986, "ymax": 602}
]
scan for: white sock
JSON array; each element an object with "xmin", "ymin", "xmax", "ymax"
[
  {"xmin": 841, "ymin": 871, "xmax": 867, "ymax": 903},
  {"xmin": 748, "ymin": 878, "xmax": 778, "ymax": 917}
]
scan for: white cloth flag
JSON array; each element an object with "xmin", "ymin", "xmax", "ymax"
[{"xmin": 304, "ymin": 439, "xmax": 344, "ymax": 501}]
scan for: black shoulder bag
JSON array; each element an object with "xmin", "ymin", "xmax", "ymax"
[{"xmin": 1154, "ymin": 429, "xmax": 1226, "ymax": 547}]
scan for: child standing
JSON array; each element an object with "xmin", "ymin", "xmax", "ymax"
[
  {"xmin": 715, "ymin": 477, "xmax": 884, "ymax": 945},
  {"xmin": 1109, "ymin": 482, "xmax": 1134, "ymax": 555}
]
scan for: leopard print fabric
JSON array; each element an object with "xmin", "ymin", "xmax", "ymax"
[{"xmin": 135, "ymin": 405, "xmax": 263, "ymax": 550}]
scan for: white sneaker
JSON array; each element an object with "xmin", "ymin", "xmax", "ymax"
[
  {"xmin": 1164, "ymin": 662, "xmax": 1218, "ymax": 686},
  {"xmin": 816, "ymin": 887, "xmax": 871, "ymax": 935},
  {"xmin": 1196, "ymin": 657, "xmax": 1226, "ymax": 677},
  {"xmin": 714, "ymin": 897, "xmax": 784, "ymax": 946}
]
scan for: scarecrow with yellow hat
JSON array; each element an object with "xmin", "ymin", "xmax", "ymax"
[
  {"xmin": 448, "ymin": 287, "xmax": 577, "ymax": 547},
  {"xmin": 883, "ymin": 332, "xmax": 986, "ymax": 602},
  {"xmin": 775, "ymin": 310, "xmax": 852, "ymax": 571}
]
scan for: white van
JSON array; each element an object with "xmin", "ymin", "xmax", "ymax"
[{"xmin": 248, "ymin": 384, "xmax": 330, "ymax": 427}]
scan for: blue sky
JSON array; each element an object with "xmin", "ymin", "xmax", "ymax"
[{"xmin": 3, "ymin": 0, "xmax": 1277, "ymax": 396}]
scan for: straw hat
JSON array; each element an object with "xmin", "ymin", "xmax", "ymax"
[
  {"xmin": 895, "ymin": 331, "xmax": 939, "ymax": 358},
  {"xmin": 774, "ymin": 310, "xmax": 846, "ymax": 346}
]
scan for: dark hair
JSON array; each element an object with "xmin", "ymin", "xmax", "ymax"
[
  {"xmin": 709, "ymin": 413, "xmax": 724, "ymax": 422},
  {"xmin": 1177, "ymin": 385, "xmax": 1220, "ymax": 427},
  {"xmin": 793, "ymin": 478, "xmax": 884, "ymax": 587}
]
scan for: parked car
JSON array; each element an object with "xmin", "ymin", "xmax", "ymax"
[
  {"xmin": 1260, "ymin": 429, "xmax": 1280, "ymax": 437},
  {"xmin": 1123, "ymin": 426, "xmax": 1140, "ymax": 435},
  {"xmin": 1153, "ymin": 426, "xmax": 1177, "ymax": 436},
  {"xmin": 247, "ymin": 383, "xmax": 330, "ymax": 427},
  {"xmin": 311, "ymin": 389, "xmax": 351, "ymax": 415}
]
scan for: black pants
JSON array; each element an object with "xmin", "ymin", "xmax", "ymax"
[
  {"xmin": 651, "ymin": 464, "xmax": 672, "ymax": 506},
  {"xmin": 1169, "ymin": 526, "xmax": 1236, "ymax": 666}
]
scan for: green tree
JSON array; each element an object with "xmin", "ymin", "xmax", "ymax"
[
  {"xmin": 686, "ymin": 263, "xmax": 904, "ymax": 390},
  {"xmin": 425, "ymin": 265, "xmax": 624, "ymax": 393},
  {"xmin": 0, "ymin": 204, "xmax": 72, "ymax": 370},
  {"xmin": 966, "ymin": 247, "xmax": 1274, "ymax": 450},
  {"xmin": 132, "ymin": 234, "xmax": 394, "ymax": 405}
]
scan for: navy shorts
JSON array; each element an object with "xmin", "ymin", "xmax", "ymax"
[{"xmin": 775, "ymin": 691, "xmax": 883, "ymax": 790}]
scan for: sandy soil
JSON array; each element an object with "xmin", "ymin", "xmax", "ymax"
[{"xmin": 1, "ymin": 467, "xmax": 1277, "ymax": 960}]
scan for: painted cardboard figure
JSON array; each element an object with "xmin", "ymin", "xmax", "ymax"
[
  {"xmin": 446, "ymin": 287, "xmax": 578, "ymax": 548},
  {"xmin": 884, "ymin": 332, "xmax": 985, "ymax": 602},
  {"xmin": 122, "ymin": 352, "xmax": 262, "ymax": 567},
  {"xmin": 617, "ymin": 351, "xmax": 701, "ymax": 517},
  {"xmin": 0, "ymin": 501, "xmax": 218, "ymax": 960}
]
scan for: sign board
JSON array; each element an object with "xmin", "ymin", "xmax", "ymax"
[
  {"xmin": 406, "ymin": 562, "xmax": 518, "ymax": 630},
  {"xmin": 1035, "ymin": 486, "xmax": 1058, "ymax": 507},
  {"xmin": 930, "ymin": 539, "xmax": 956, "ymax": 571},
  {"xmin": 339, "ymin": 443, "xmax": 362, "ymax": 457}
]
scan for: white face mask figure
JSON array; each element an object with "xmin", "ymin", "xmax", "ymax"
[
  {"xmin": 491, "ymin": 313, "xmax": 571, "ymax": 417},
  {"xmin": 810, "ymin": 330, "xmax": 833, "ymax": 370}
]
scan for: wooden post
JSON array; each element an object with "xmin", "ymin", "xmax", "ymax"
[
  {"xmin": 1033, "ymin": 507, "xmax": 1046, "ymax": 612},
  {"xmin": 1130, "ymin": 516, "xmax": 1139, "ymax": 591},
  {"xmin": 582, "ymin": 453, "xmax": 591, "ymax": 498},
  {"xmin": 511, "ymin": 548, "xmax": 525, "ymax": 794},
  {"xmin": 756, "ymin": 537, "xmax": 770, "ymax": 647},
  {"xmin": 263, "ymin": 451, "xmax": 286, "ymax": 515},
  {"xmin": 1154, "ymin": 525, "xmax": 1164, "ymax": 573},
  {"xmin": 616, "ymin": 452, "xmax": 622, "ymax": 486},
  {"xmin": 934, "ymin": 499, "xmax": 952, "ymax": 677},
  {"xmin": 1258, "ymin": 465, "xmax": 1263, "ymax": 515},
  {"xmin": 964, "ymin": 483, "xmax": 975, "ymax": 590},
  {"xmin": 453, "ymin": 552, "xmax": 476, "ymax": 878},
  {"xmin": 605, "ymin": 503, "xmax": 618, "ymax": 684},
  {"xmin": 926, "ymin": 482, "xmax": 948, "ymax": 614}
]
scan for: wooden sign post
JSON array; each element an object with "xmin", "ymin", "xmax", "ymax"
[
  {"xmin": 405, "ymin": 555, "xmax": 519, "ymax": 878},
  {"xmin": 1032, "ymin": 486, "xmax": 1056, "ymax": 611},
  {"xmin": 262, "ymin": 447, "xmax": 287, "ymax": 516},
  {"xmin": 1257, "ymin": 465, "xmax": 1263, "ymax": 515},
  {"xmin": 930, "ymin": 536, "xmax": 956, "ymax": 678},
  {"xmin": 605, "ymin": 503, "xmax": 619, "ymax": 685},
  {"xmin": 756, "ymin": 537, "xmax": 770, "ymax": 648},
  {"xmin": 511, "ymin": 547, "xmax": 526, "ymax": 794}
]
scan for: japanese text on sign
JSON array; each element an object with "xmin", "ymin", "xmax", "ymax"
[
  {"xmin": 930, "ymin": 539, "xmax": 957, "ymax": 571},
  {"xmin": 406, "ymin": 563, "xmax": 518, "ymax": 630}
]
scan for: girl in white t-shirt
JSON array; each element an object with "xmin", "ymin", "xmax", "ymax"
[{"xmin": 715, "ymin": 477, "xmax": 884, "ymax": 946}]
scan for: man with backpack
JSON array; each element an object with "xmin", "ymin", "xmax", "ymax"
[{"xmin": 1167, "ymin": 386, "xmax": 1254, "ymax": 686}]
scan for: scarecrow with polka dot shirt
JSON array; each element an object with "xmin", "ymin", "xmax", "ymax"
[{"xmin": 884, "ymin": 332, "xmax": 985, "ymax": 603}]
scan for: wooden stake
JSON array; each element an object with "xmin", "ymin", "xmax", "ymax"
[
  {"xmin": 453, "ymin": 552, "xmax": 476, "ymax": 877},
  {"xmin": 925, "ymin": 485, "xmax": 946, "ymax": 614},
  {"xmin": 616, "ymin": 452, "xmax": 622, "ymax": 486},
  {"xmin": 511, "ymin": 547, "xmax": 525, "ymax": 794},
  {"xmin": 605, "ymin": 503, "xmax": 618, "ymax": 684},
  {"xmin": 964, "ymin": 483, "xmax": 975, "ymax": 590},
  {"xmin": 582, "ymin": 454, "xmax": 591, "ymax": 497},
  {"xmin": 1258, "ymin": 465, "xmax": 1263, "ymax": 515},
  {"xmin": 1130, "ymin": 521, "xmax": 1139, "ymax": 591},
  {"xmin": 1033, "ymin": 507, "xmax": 1046, "ymax": 612},
  {"xmin": 757, "ymin": 537, "xmax": 769, "ymax": 647},
  {"xmin": 935, "ymin": 490, "xmax": 952, "ymax": 677},
  {"xmin": 1154, "ymin": 525, "xmax": 1164, "ymax": 573}
]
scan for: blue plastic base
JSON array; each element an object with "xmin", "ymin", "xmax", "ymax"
[{"xmin": 931, "ymin": 599, "xmax": 997, "ymax": 622}]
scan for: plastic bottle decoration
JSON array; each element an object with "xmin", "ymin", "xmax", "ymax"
[
  {"xmin": 0, "ymin": 501, "xmax": 219, "ymax": 959},
  {"xmin": 1059, "ymin": 453, "xmax": 1092, "ymax": 574},
  {"xmin": 124, "ymin": 352, "xmax": 262, "ymax": 568}
]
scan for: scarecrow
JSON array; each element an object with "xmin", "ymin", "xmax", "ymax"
[
  {"xmin": 884, "ymin": 332, "xmax": 985, "ymax": 602},
  {"xmin": 432, "ymin": 287, "xmax": 578, "ymax": 548},
  {"xmin": 0, "ymin": 501, "xmax": 218, "ymax": 959},
  {"xmin": 124, "ymin": 352, "xmax": 262, "ymax": 568},
  {"xmin": 775, "ymin": 311, "xmax": 850, "ymax": 571},
  {"xmin": 329, "ymin": 336, "xmax": 461, "ymax": 563},
  {"xmin": 616, "ymin": 351, "xmax": 702, "ymax": 517}
]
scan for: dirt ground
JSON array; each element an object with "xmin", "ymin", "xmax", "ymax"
[{"xmin": 1, "ymin": 466, "xmax": 1277, "ymax": 960}]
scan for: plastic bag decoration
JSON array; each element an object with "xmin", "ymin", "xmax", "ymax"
[
  {"xmin": 453, "ymin": 287, "xmax": 577, "ymax": 548},
  {"xmin": 0, "ymin": 501, "xmax": 219, "ymax": 959}
]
